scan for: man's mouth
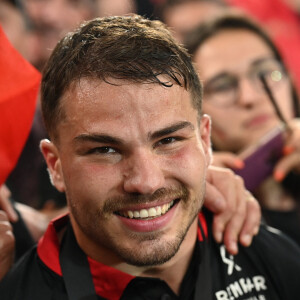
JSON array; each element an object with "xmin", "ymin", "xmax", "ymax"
[{"xmin": 116, "ymin": 199, "xmax": 179, "ymax": 220}]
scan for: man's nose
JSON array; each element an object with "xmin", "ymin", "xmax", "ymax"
[{"xmin": 123, "ymin": 149, "xmax": 165, "ymax": 195}]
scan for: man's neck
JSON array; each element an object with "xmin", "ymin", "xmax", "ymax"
[{"xmin": 118, "ymin": 220, "xmax": 198, "ymax": 294}]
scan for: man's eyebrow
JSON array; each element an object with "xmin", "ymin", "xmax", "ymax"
[
  {"xmin": 74, "ymin": 134, "xmax": 124, "ymax": 145},
  {"xmin": 150, "ymin": 121, "xmax": 195, "ymax": 140},
  {"xmin": 74, "ymin": 122, "xmax": 194, "ymax": 144}
]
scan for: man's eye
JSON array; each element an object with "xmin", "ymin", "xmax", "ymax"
[
  {"xmin": 156, "ymin": 137, "xmax": 179, "ymax": 146},
  {"xmin": 88, "ymin": 147, "xmax": 116, "ymax": 154}
]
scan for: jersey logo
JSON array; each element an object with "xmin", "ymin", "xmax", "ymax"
[{"xmin": 220, "ymin": 245, "xmax": 242, "ymax": 275}]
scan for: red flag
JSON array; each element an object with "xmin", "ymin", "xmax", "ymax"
[{"xmin": 0, "ymin": 26, "xmax": 41, "ymax": 185}]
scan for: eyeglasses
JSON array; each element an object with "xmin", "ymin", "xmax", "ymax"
[{"xmin": 203, "ymin": 59, "xmax": 288, "ymax": 108}]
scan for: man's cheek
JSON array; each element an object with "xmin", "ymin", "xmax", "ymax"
[{"xmin": 168, "ymin": 147, "xmax": 206, "ymax": 180}]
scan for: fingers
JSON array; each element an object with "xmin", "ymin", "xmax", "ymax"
[
  {"xmin": 0, "ymin": 211, "xmax": 15, "ymax": 252},
  {"xmin": 0, "ymin": 185, "xmax": 18, "ymax": 223},
  {"xmin": 205, "ymin": 166, "xmax": 237, "ymax": 215},
  {"xmin": 275, "ymin": 118, "xmax": 300, "ymax": 181},
  {"xmin": 204, "ymin": 181, "xmax": 226, "ymax": 214},
  {"xmin": 274, "ymin": 151, "xmax": 300, "ymax": 181},
  {"xmin": 238, "ymin": 192, "xmax": 261, "ymax": 247},
  {"xmin": 212, "ymin": 152, "xmax": 245, "ymax": 169},
  {"xmin": 213, "ymin": 174, "xmax": 247, "ymax": 255},
  {"xmin": 285, "ymin": 119, "xmax": 300, "ymax": 150},
  {"xmin": 205, "ymin": 166, "xmax": 242, "ymax": 251},
  {"xmin": 0, "ymin": 211, "xmax": 15, "ymax": 280},
  {"xmin": 205, "ymin": 166, "xmax": 261, "ymax": 255}
]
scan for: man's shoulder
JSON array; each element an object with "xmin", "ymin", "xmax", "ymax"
[
  {"xmin": 206, "ymin": 216, "xmax": 300, "ymax": 272},
  {"xmin": 0, "ymin": 246, "xmax": 66, "ymax": 300},
  {"xmin": 201, "ymin": 209, "xmax": 300, "ymax": 260},
  {"xmin": 201, "ymin": 211, "xmax": 300, "ymax": 299},
  {"xmin": 244, "ymin": 223, "xmax": 300, "ymax": 272},
  {"xmin": 240, "ymin": 224, "xmax": 300, "ymax": 298},
  {"xmin": 245, "ymin": 223, "xmax": 300, "ymax": 262}
]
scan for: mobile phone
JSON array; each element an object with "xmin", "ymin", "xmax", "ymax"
[{"xmin": 233, "ymin": 126, "xmax": 285, "ymax": 192}]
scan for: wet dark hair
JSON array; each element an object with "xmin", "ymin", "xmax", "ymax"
[
  {"xmin": 184, "ymin": 11, "xmax": 300, "ymax": 118},
  {"xmin": 41, "ymin": 14, "xmax": 202, "ymax": 140}
]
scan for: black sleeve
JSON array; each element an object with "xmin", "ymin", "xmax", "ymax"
[
  {"xmin": 245, "ymin": 224, "xmax": 300, "ymax": 299},
  {"xmin": 0, "ymin": 248, "xmax": 68, "ymax": 300},
  {"xmin": 203, "ymin": 208, "xmax": 300, "ymax": 300}
]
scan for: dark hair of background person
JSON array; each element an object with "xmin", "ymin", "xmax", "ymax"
[
  {"xmin": 136, "ymin": 0, "xmax": 156, "ymax": 19},
  {"xmin": 41, "ymin": 14, "xmax": 203, "ymax": 141}
]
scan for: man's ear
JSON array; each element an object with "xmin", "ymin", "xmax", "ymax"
[
  {"xmin": 40, "ymin": 139, "xmax": 65, "ymax": 192},
  {"xmin": 199, "ymin": 114, "xmax": 212, "ymax": 167}
]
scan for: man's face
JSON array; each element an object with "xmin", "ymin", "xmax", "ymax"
[{"xmin": 42, "ymin": 78, "xmax": 211, "ymax": 267}]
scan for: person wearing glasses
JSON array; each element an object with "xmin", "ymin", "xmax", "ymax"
[{"xmin": 185, "ymin": 12, "xmax": 300, "ymax": 246}]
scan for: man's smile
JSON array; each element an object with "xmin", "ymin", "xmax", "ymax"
[
  {"xmin": 116, "ymin": 199, "xmax": 180, "ymax": 220},
  {"xmin": 114, "ymin": 198, "xmax": 181, "ymax": 233}
]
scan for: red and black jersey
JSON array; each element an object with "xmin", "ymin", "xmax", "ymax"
[{"xmin": 1, "ymin": 210, "xmax": 300, "ymax": 300}]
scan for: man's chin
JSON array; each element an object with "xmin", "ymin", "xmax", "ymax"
[{"xmin": 118, "ymin": 237, "xmax": 182, "ymax": 267}]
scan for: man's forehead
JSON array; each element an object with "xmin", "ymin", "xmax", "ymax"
[
  {"xmin": 58, "ymin": 77, "xmax": 198, "ymax": 128},
  {"xmin": 62, "ymin": 76, "xmax": 193, "ymax": 104}
]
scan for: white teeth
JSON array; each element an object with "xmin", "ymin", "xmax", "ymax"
[
  {"xmin": 148, "ymin": 208, "xmax": 157, "ymax": 217},
  {"xmin": 125, "ymin": 200, "xmax": 175, "ymax": 219},
  {"xmin": 133, "ymin": 211, "xmax": 140, "ymax": 218},
  {"xmin": 156, "ymin": 206, "xmax": 162, "ymax": 216},
  {"xmin": 140, "ymin": 209, "xmax": 148, "ymax": 218}
]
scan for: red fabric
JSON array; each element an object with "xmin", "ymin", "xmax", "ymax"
[
  {"xmin": 197, "ymin": 211, "xmax": 207, "ymax": 241},
  {"xmin": 0, "ymin": 26, "xmax": 41, "ymax": 185},
  {"xmin": 226, "ymin": 0, "xmax": 300, "ymax": 94},
  {"xmin": 88, "ymin": 257, "xmax": 134, "ymax": 300},
  {"xmin": 37, "ymin": 213, "xmax": 67, "ymax": 276}
]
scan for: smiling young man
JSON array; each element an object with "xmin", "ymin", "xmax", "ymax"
[{"xmin": 1, "ymin": 15, "xmax": 300, "ymax": 300}]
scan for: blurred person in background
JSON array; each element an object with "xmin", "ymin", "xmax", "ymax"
[
  {"xmin": 155, "ymin": 0, "xmax": 229, "ymax": 42},
  {"xmin": 0, "ymin": 0, "xmax": 33, "ymax": 61},
  {"xmin": 20, "ymin": 0, "xmax": 98, "ymax": 70},
  {"xmin": 19, "ymin": 0, "xmax": 156, "ymax": 70},
  {"xmin": 226, "ymin": 0, "xmax": 300, "ymax": 95},
  {"xmin": 0, "ymin": 22, "xmax": 43, "ymax": 279},
  {"xmin": 94, "ymin": 0, "xmax": 156, "ymax": 20},
  {"xmin": 185, "ymin": 12, "xmax": 300, "ymax": 245},
  {"xmin": 156, "ymin": 0, "xmax": 300, "ymax": 96},
  {"xmin": 285, "ymin": 0, "xmax": 300, "ymax": 13},
  {"xmin": 6, "ymin": 0, "xmax": 99, "ymax": 211}
]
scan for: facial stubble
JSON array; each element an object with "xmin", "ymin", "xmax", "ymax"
[{"xmin": 68, "ymin": 183, "xmax": 205, "ymax": 267}]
